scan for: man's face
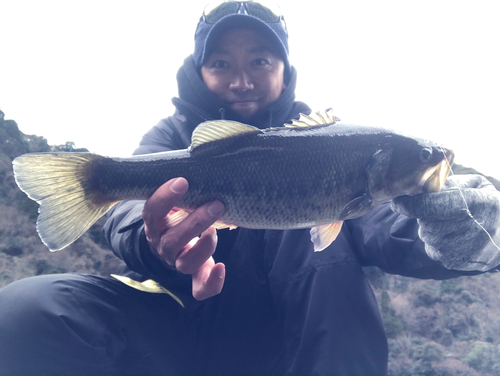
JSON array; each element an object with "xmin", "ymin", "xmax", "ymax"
[{"xmin": 201, "ymin": 28, "xmax": 286, "ymax": 119}]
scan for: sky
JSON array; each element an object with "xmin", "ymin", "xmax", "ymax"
[{"xmin": 1, "ymin": 0, "xmax": 499, "ymax": 178}]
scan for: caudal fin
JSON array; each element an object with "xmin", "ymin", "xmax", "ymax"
[{"xmin": 13, "ymin": 153, "xmax": 119, "ymax": 251}]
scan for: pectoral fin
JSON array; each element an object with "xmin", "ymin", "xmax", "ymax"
[
  {"xmin": 167, "ymin": 208, "xmax": 237, "ymax": 230},
  {"xmin": 338, "ymin": 194, "xmax": 373, "ymax": 220},
  {"xmin": 111, "ymin": 274, "xmax": 184, "ymax": 307},
  {"xmin": 310, "ymin": 221, "xmax": 344, "ymax": 252}
]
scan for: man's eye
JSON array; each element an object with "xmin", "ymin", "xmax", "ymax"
[
  {"xmin": 254, "ymin": 58, "xmax": 270, "ymax": 66},
  {"xmin": 213, "ymin": 60, "xmax": 228, "ymax": 68}
]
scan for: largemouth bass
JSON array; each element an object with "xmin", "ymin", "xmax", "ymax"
[{"xmin": 13, "ymin": 110, "xmax": 454, "ymax": 252}]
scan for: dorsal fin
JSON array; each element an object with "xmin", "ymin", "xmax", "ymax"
[
  {"xmin": 189, "ymin": 120, "xmax": 261, "ymax": 151},
  {"xmin": 286, "ymin": 109, "xmax": 340, "ymax": 129}
]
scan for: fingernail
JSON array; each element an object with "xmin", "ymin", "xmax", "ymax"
[
  {"xmin": 170, "ymin": 178, "xmax": 187, "ymax": 193},
  {"xmin": 207, "ymin": 201, "xmax": 224, "ymax": 217},
  {"xmin": 217, "ymin": 263, "xmax": 225, "ymax": 279}
]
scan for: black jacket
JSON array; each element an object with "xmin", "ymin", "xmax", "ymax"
[{"xmin": 103, "ymin": 56, "xmax": 473, "ymax": 375}]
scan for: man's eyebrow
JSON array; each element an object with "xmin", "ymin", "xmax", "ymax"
[{"xmin": 211, "ymin": 47, "xmax": 230, "ymax": 55}]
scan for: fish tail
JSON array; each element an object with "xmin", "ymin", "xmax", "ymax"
[{"xmin": 13, "ymin": 153, "xmax": 119, "ymax": 251}]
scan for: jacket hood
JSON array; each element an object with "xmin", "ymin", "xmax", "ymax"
[{"xmin": 172, "ymin": 55, "xmax": 302, "ymax": 129}]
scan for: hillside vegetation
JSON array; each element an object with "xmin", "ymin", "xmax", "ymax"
[
  {"xmin": 1, "ymin": 110, "xmax": 500, "ymax": 375},
  {"xmin": 0, "ymin": 110, "xmax": 125, "ymax": 287}
]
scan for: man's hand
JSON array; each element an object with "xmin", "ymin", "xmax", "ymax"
[
  {"xmin": 142, "ymin": 177, "xmax": 226, "ymax": 300},
  {"xmin": 391, "ymin": 174, "xmax": 500, "ymax": 271}
]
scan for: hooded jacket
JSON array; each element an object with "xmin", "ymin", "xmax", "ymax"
[{"xmin": 103, "ymin": 56, "xmax": 475, "ymax": 375}]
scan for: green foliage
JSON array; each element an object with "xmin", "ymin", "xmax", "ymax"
[
  {"xmin": 407, "ymin": 360, "xmax": 435, "ymax": 376},
  {"xmin": 32, "ymin": 259, "xmax": 67, "ymax": 276},
  {"xmin": 413, "ymin": 283, "xmax": 441, "ymax": 307},
  {"xmin": 86, "ymin": 217, "xmax": 109, "ymax": 248},
  {"xmin": 24, "ymin": 134, "xmax": 51, "ymax": 153},
  {"xmin": 0, "ymin": 119, "xmax": 30, "ymax": 159},
  {"xmin": 463, "ymin": 341, "xmax": 500, "ymax": 374},
  {"xmin": 50, "ymin": 141, "xmax": 89, "ymax": 153},
  {"xmin": 410, "ymin": 340, "xmax": 443, "ymax": 362},
  {"xmin": 15, "ymin": 192, "xmax": 39, "ymax": 219},
  {"xmin": 380, "ymin": 290, "xmax": 405, "ymax": 338},
  {"xmin": 363, "ymin": 266, "xmax": 388, "ymax": 289},
  {"xmin": 0, "ymin": 272, "xmax": 12, "ymax": 284},
  {"xmin": 1, "ymin": 245, "xmax": 23, "ymax": 256},
  {"xmin": 440, "ymin": 280, "xmax": 463, "ymax": 295}
]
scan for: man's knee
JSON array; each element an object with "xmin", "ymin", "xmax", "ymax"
[{"xmin": 0, "ymin": 274, "xmax": 123, "ymax": 375}]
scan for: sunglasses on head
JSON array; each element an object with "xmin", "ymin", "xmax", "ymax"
[{"xmin": 201, "ymin": 1, "xmax": 287, "ymax": 34}]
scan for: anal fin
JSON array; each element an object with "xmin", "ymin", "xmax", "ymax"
[
  {"xmin": 111, "ymin": 274, "xmax": 184, "ymax": 307},
  {"xmin": 212, "ymin": 222, "xmax": 238, "ymax": 230},
  {"xmin": 310, "ymin": 221, "xmax": 344, "ymax": 252}
]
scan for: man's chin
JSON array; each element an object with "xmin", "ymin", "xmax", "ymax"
[{"xmin": 229, "ymin": 103, "xmax": 259, "ymax": 119}]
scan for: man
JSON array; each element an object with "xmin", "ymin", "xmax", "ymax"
[{"xmin": 1, "ymin": 2, "xmax": 500, "ymax": 375}]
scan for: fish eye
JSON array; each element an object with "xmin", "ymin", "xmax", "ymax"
[{"xmin": 419, "ymin": 147, "xmax": 433, "ymax": 164}]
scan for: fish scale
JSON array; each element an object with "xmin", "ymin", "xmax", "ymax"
[{"xmin": 13, "ymin": 110, "xmax": 454, "ymax": 252}]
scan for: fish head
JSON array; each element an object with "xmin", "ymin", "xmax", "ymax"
[{"xmin": 384, "ymin": 136, "xmax": 454, "ymax": 198}]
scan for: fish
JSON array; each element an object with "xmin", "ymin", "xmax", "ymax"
[{"xmin": 13, "ymin": 109, "xmax": 454, "ymax": 253}]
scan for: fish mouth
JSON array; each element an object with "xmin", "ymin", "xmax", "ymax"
[{"xmin": 419, "ymin": 149, "xmax": 455, "ymax": 193}]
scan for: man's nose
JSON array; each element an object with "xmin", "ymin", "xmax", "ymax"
[{"xmin": 229, "ymin": 70, "xmax": 254, "ymax": 91}]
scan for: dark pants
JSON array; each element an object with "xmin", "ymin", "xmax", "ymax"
[
  {"xmin": 0, "ymin": 227, "xmax": 391, "ymax": 375},
  {"xmin": 0, "ymin": 274, "xmax": 195, "ymax": 376}
]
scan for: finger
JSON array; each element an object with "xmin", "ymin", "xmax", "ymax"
[
  {"xmin": 143, "ymin": 178, "xmax": 189, "ymax": 240},
  {"xmin": 192, "ymin": 260, "xmax": 226, "ymax": 301},
  {"xmin": 175, "ymin": 227, "xmax": 218, "ymax": 274},
  {"xmin": 444, "ymin": 174, "xmax": 491, "ymax": 190},
  {"xmin": 158, "ymin": 200, "xmax": 225, "ymax": 260}
]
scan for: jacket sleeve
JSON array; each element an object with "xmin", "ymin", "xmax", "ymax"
[
  {"xmin": 345, "ymin": 203, "xmax": 482, "ymax": 279},
  {"xmin": 102, "ymin": 115, "xmax": 193, "ymax": 286}
]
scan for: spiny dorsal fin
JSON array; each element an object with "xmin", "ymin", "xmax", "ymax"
[
  {"xmin": 287, "ymin": 109, "xmax": 340, "ymax": 128},
  {"xmin": 189, "ymin": 120, "xmax": 262, "ymax": 151}
]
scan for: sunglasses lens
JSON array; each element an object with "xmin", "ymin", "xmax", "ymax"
[
  {"xmin": 204, "ymin": 2, "xmax": 240, "ymax": 23},
  {"xmin": 246, "ymin": 2, "xmax": 281, "ymax": 22},
  {"xmin": 203, "ymin": 2, "xmax": 282, "ymax": 24}
]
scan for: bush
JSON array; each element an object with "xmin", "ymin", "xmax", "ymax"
[
  {"xmin": 408, "ymin": 360, "xmax": 435, "ymax": 376},
  {"xmin": 1, "ymin": 245, "xmax": 23, "ymax": 256},
  {"xmin": 463, "ymin": 341, "xmax": 500, "ymax": 374},
  {"xmin": 410, "ymin": 341, "xmax": 443, "ymax": 362},
  {"xmin": 380, "ymin": 290, "xmax": 405, "ymax": 338},
  {"xmin": 413, "ymin": 284, "xmax": 441, "ymax": 307},
  {"xmin": 32, "ymin": 259, "xmax": 67, "ymax": 276},
  {"xmin": 440, "ymin": 280, "xmax": 463, "ymax": 295}
]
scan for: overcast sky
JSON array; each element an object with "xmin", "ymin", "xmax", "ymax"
[{"xmin": 2, "ymin": 0, "xmax": 499, "ymax": 178}]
